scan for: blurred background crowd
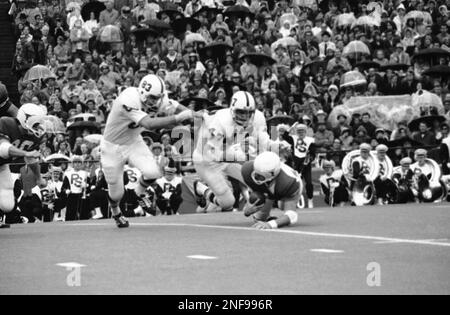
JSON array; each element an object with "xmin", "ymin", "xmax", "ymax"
[{"xmin": 2, "ymin": 0, "xmax": 450, "ymax": 222}]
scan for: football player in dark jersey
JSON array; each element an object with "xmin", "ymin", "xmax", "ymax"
[
  {"xmin": 0, "ymin": 83, "xmax": 19, "ymax": 117},
  {"xmin": 0, "ymin": 104, "xmax": 50, "ymax": 227},
  {"xmin": 241, "ymin": 152, "xmax": 301, "ymax": 229}
]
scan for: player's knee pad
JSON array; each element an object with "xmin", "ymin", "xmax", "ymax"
[
  {"xmin": 0, "ymin": 189, "xmax": 15, "ymax": 213},
  {"xmin": 215, "ymin": 189, "xmax": 235, "ymax": 211}
]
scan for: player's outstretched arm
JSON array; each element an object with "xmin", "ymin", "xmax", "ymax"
[
  {"xmin": 0, "ymin": 139, "xmax": 41, "ymax": 160},
  {"xmin": 139, "ymin": 110, "xmax": 203, "ymax": 130}
]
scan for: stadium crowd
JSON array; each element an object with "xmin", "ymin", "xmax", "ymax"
[{"xmin": 1, "ymin": 0, "xmax": 450, "ymax": 223}]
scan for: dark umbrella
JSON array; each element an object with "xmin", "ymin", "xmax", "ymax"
[
  {"xmin": 379, "ymin": 63, "xmax": 409, "ymax": 72},
  {"xmin": 355, "ymin": 61, "xmax": 381, "ymax": 71},
  {"xmin": 180, "ymin": 97, "xmax": 216, "ymax": 111},
  {"xmin": 81, "ymin": 0, "xmax": 106, "ymax": 22},
  {"xmin": 408, "ymin": 115, "xmax": 447, "ymax": 131},
  {"xmin": 145, "ymin": 19, "xmax": 172, "ymax": 31},
  {"xmin": 142, "ymin": 130, "xmax": 161, "ymax": 143},
  {"xmin": 422, "ymin": 65, "xmax": 450, "ymax": 78},
  {"xmin": 240, "ymin": 53, "xmax": 276, "ymax": 67},
  {"xmin": 131, "ymin": 27, "xmax": 159, "ymax": 41},
  {"xmin": 388, "ymin": 137, "xmax": 423, "ymax": 149},
  {"xmin": 171, "ymin": 17, "xmax": 201, "ymax": 34},
  {"xmin": 207, "ymin": 105, "xmax": 227, "ymax": 114},
  {"xmin": 302, "ymin": 60, "xmax": 327, "ymax": 75},
  {"xmin": 412, "ymin": 48, "xmax": 450, "ymax": 62},
  {"xmin": 198, "ymin": 42, "xmax": 233, "ymax": 62},
  {"xmin": 67, "ymin": 121, "xmax": 102, "ymax": 132},
  {"xmin": 224, "ymin": 5, "xmax": 254, "ymax": 19},
  {"xmin": 157, "ymin": 9, "xmax": 184, "ymax": 20},
  {"xmin": 192, "ymin": 6, "xmax": 223, "ymax": 20},
  {"xmin": 267, "ymin": 115, "xmax": 296, "ymax": 128}
]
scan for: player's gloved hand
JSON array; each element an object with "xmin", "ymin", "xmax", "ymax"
[
  {"xmin": 175, "ymin": 110, "xmax": 194, "ymax": 123},
  {"xmin": 252, "ymin": 221, "xmax": 272, "ymax": 230}
]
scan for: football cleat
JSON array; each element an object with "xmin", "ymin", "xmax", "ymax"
[{"xmin": 113, "ymin": 213, "xmax": 129, "ymax": 228}]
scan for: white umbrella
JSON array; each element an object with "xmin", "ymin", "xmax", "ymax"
[
  {"xmin": 343, "ymin": 40, "xmax": 371, "ymax": 56},
  {"xmin": 352, "ymin": 15, "xmax": 380, "ymax": 28},
  {"xmin": 340, "ymin": 71, "xmax": 367, "ymax": 88},
  {"xmin": 279, "ymin": 13, "xmax": 297, "ymax": 27},
  {"xmin": 336, "ymin": 13, "xmax": 356, "ymax": 27},
  {"xmin": 185, "ymin": 33, "xmax": 206, "ymax": 45},
  {"xmin": 45, "ymin": 154, "xmax": 71, "ymax": 162},
  {"xmin": 84, "ymin": 134, "xmax": 103, "ymax": 145}
]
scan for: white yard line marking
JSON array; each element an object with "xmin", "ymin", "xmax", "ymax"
[
  {"xmin": 310, "ymin": 249, "xmax": 344, "ymax": 253},
  {"xmin": 374, "ymin": 238, "xmax": 449, "ymax": 245},
  {"xmin": 187, "ymin": 255, "xmax": 217, "ymax": 260},
  {"xmin": 56, "ymin": 262, "xmax": 86, "ymax": 268},
  {"xmin": 66, "ymin": 223, "xmax": 450, "ymax": 248}
]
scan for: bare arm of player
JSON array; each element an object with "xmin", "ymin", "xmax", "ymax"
[
  {"xmin": 253, "ymin": 194, "xmax": 299, "ymax": 230},
  {"xmin": 0, "ymin": 139, "xmax": 41, "ymax": 160},
  {"xmin": 138, "ymin": 110, "xmax": 203, "ymax": 130}
]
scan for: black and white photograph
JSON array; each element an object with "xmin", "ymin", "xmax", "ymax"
[{"xmin": 0, "ymin": 0, "xmax": 449, "ymax": 298}]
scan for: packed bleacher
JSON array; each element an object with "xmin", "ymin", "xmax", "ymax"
[{"xmin": 1, "ymin": 0, "xmax": 450, "ymax": 223}]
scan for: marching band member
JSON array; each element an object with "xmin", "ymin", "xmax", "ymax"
[
  {"xmin": 291, "ymin": 124, "xmax": 316, "ymax": 208},
  {"xmin": 62, "ymin": 155, "xmax": 89, "ymax": 221},
  {"xmin": 240, "ymin": 152, "xmax": 301, "ymax": 230},
  {"xmin": 319, "ymin": 160, "xmax": 348, "ymax": 207},
  {"xmin": 351, "ymin": 143, "xmax": 374, "ymax": 185},
  {"xmin": 373, "ymin": 144, "xmax": 396, "ymax": 205},
  {"xmin": 392, "ymin": 157, "xmax": 416, "ymax": 203}
]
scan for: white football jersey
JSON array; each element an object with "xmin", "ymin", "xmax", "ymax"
[
  {"xmin": 103, "ymin": 87, "xmax": 147, "ymax": 146},
  {"xmin": 194, "ymin": 108, "xmax": 269, "ymax": 162},
  {"xmin": 124, "ymin": 165, "xmax": 142, "ymax": 191},
  {"xmin": 292, "ymin": 135, "xmax": 314, "ymax": 159}
]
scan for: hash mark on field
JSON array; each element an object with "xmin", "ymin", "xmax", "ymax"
[
  {"xmin": 310, "ymin": 249, "xmax": 344, "ymax": 254},
  {"xmin": 187, "ymin": 255, "xmax": 217, "ymax": 260}
]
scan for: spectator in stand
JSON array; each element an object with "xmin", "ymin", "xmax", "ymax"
[
  {"xmin": 413, "ymin": 122, "xmax": 437, "ymax": 146},
  {"xmin": 99, "ymin": 0, "xmax": 119, "ymax": 27}
]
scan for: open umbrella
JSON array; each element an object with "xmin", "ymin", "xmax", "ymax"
[
  {"xmin": 340, "ymin": 71, "xmax": 367, "ymax": 88},
  {"xmin": 352, "ymin": 15, "xmax": 380, "ymax": 28},
  {"xmin": 408, "ymin": 115, "xmax": 447, "ymax": 131},
  {"xmin": 45, "ymin": 153, "xmax": 71, "ymax": 163},
  {"xmin": 379, "ymin": 63, "xmax": 409, "ymax": 72},
  {"xmin": 23, "ymin": 65, "xmax": 56, "ymax": 82},
  {"xmin": 199, "ymin": 42, "xmax": 233, "ymax": 62},
  {"xmin": 367, "ymin": 2, "xmax": 383, "ymax": 15},
  {"xmin": 84, "ymin": 134, "xmax": 103, "ymax": 145},
  {"xmin": 185, "ymin": 32, "xmax": 206, "ymax": 45},
  {"xmin": 355, "ymin": 61, "xmax": 381, "ymax": 71},
  {"xmin": 81, "ymin": 0, "xmax": 105, "ymax": 21},
  {"xmin": 67, "ymin": 121, "xmax": 101, "ymax": 132},
  {"xmin": 422, "ymin": 65, "xmax": 450, "ymax": 79},
  {"xmin": 302, "ymin": 60, "xmax": 327, "ymax": 76},
  {"xmin": 240, "ymin": 53, "xmax": 276, "ymax": 67},
  {"xmin": 99, "ymin": 25, "xmax": 123, "ymax": 43},
  {"xmin": 342, "ymin": 40, "xmax": 371, "ymax": 57},
  {"xmin": 271, "ymin": 37, "xmax": 300, "ymax": 50},
  {"xmin": 336, "ymin": 13, "xmax": 356, "ymax": 27},
  {"xmin": 412, "ymin": 48, "xmax": 450, "ymax": 62},
  {"xmin": 279, "ymin": 13, "xmax": 297, "ymax": 27},
  {"xmin": 131, "ymin": 27, "xmax": 159, "ymax": 41},
  {"xmin": 405, "ymin": 10, "xmax": 432, "ymax": 24},
  {"xmin": 145, "ymin": 19, "xmax": 172, "ymax": 31},
  {"xmin": 157, "ymin": 9, "xmax": 184, "ymax": 20},
  {"xmin": 388, "ymin": 137, "xmax": 423, "ymax": 149},
  {"xmin": 180, "ymin": 97, "xmax": 216, "ymax": 111},
  {"xmin": 171, "ymin": 17, "xmax": 201, "ymax": 34},
  {"xmin": 192, "ymin": 6, "xmax": 223, "ymax": 19},
  {"xmin": 224, "ymin": 5, "xmax": 254, "ymax": 19},
  {"xmin": 267, "ymin": 115, "xmax": 296, "ymax": 128}
]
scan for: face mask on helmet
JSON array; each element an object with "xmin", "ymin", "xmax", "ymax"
[
  {"xmin": 251, "ymin": 170, "xmax": 276, "ymax": 185},
  {"xmin": 142, "ymin": 93, "xmax": 163, "ymax": 114},
  {"xmin": 25, "ymin": 115, "xmax": 47, "ymax": 139},
  {"xmin": 233, "ymin": 108, "xmax": 255, "ymax": 126}
]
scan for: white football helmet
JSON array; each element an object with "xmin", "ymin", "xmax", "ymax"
[
  {"xmin": 251, "ymin": 152, "xmax": 281, "ymax": 185},
  {"xmin": 16, "ymin": 103, "xmax": 47, "ymax": 138},
  {"xmin": 138, "ymin": 74, "xmax": 166, "ymax": 112},
  {"xmin": 230, "ymin": 91, "xmax": 255, "ymax": 127}
]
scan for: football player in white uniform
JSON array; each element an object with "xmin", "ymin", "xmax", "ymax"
[
  {"xmin": 319, "ymin": 160, "xmax": 348, "ymax": 207},
  {"xmin": 291, "ymin": 124, "xmax": 316, "ymax": 208},
  {"xmin": 240, "ymin": 152, "xmax": 301, "ymax": 229},
  {"xmin": 192, "ymin": 91, "xmax": 274, "ymax": 212},
  {"xmin": 101, "ymin": 74, "xmax": 199, "ymax": 228}
]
